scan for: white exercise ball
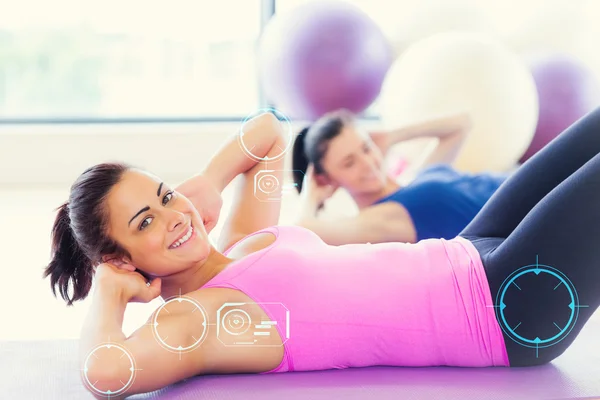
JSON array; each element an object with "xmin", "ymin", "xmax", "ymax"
[
  {"xmin": 387, "ymin": 0, "xmax": 493, "ymax": 57},
  {"xmin": 379, "ymin": 31, "xmax": 539, "ymax": 173}
]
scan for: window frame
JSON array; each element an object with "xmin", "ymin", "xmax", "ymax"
[
  {"xmin": 0, "ymin": 0, "xmax": 277, "ymax": 125},
  {"xmin": 0, "ymin": 0, "xmax": 382, "ymax": 125}
]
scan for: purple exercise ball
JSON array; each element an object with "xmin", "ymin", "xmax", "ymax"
[
  {"xmin": 520, "ymin": 55, "xmax": 600, "ymax": 162},
  {"xmin": 258, "ymin": 0, "xmax": 393, "ymax": 120}
]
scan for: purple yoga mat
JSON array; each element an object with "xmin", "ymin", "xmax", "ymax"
[{"xmin": 2, "ymin": 317, "xmax": 599, "ymax": 399}]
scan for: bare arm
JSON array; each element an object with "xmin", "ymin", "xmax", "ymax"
[
  {"xmin": 200, "ymin": 113, "xmax": 287, "ymax": 252},
  {"xmin": 200, "ymin": 113, "xmax": 284, "ymax": 194},
  {"xmin": 80, "ymin": 283, "xmax": 203, "ymax": 399},
  {"xmin": 297, "ymin": 202, "xmax": 417, "ymax": 245},
  {"xmin": 371, "ymin": 112, "xmax": 472, "ymax": 171}
]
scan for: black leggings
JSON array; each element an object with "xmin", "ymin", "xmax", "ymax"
[{"xmin": 460, "ymin": 107, "xmax": 600, "ymax": 367}]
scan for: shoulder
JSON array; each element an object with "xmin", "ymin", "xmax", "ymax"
[
  {"xmin": 415, "ymin": 164, "xmax": 460, "ymax": 180},
  {"xmin": 222, "ymin": 228, "xmax": 279, "ymax": 259},
  {"xmin": 368, "ymin": 200, "xmax": 409, "ymax": 218}
]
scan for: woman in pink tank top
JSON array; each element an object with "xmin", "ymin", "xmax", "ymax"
[{"xmin": 45, "ymin": 110, "xmax": 600, "ymax": 399}]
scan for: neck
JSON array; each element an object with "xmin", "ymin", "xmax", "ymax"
[
  {"xmin": 353, "ymin": 176, "xmax": 400, "ymax": 210},
  {"xmin": 158, "ymin": 246, "xmax": 233, "ymax": 300}
]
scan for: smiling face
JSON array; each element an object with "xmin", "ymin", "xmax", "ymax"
[
  {"xmin": 319, "ymin": 125, "xmax": 387, "ymax": 194},
  {"xmin": 105, "ymin": 169, "xmax": 210, "ymax": 277}
]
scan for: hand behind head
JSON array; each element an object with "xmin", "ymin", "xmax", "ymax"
[{"xmin": 95, "ymin": 262, "xmax": 162, "ymax": 303}]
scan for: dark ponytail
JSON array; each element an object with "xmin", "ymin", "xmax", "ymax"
[
  {"xmin": 44, "ymin": 202, "xmax": 93, "ymax": 306},
  {"xmin": 291, "ymin": 109, "xmax": 356, "ymax": 194},
  {"xmin": 292, "ymin": 126, "xmax": 311, "ymax": 193},
  {"xmin": 43, "ymin": 162, "xmax": 131, "ymax": 306}
]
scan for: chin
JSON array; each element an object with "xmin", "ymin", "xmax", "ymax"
[
  {"xmin": 357, "ymin": 180, "xmax": 385, "ymax": 193},
  {"xmin": 194, "ymin": 240, "xmax": 211, "ymax": 260}
]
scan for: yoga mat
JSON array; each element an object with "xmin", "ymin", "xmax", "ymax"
[{"xmin": 2, "ymin": 317, "xmax": 599, "ymax": 399}]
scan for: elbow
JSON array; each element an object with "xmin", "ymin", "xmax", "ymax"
[
  {"xmin": 458, "ymin": 113, "xmax": 473, "ymax": 135},
  {"xmin": 256, "ymin": 112, "xmax": 285, "ymax": 137},
  {"xmin": 247, "ymin": 112, "xmax": 286, "ymax": 152},
  {"xmin": 81, "ymin": 360, "xmax": 124, "ymax": 399},
  {"xmin": 377, "ymin": 215, "xmax": 413, "ymax": 244}
]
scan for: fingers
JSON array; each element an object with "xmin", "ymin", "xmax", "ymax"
[
  {"xmin": 146, "ymin": 278, "xmax": 162, "ymax": 300},
  {"xmin": 134, "ymin": 278, "xmax": 162, "ymax": 303},
  {"xmin": 119, "ymin": 263, "xmax": 137, "ymax": 272},
  {"xmin": 305, "ymin": 163, "xmax": 315, "ymax": 178},
  {"xmin": 304, "ymin": 164, "xmax": 318, "ymax": 188},
  {"xmin": 205, "ymin": 220, "xmax": 217, "ymax": 235},
  {"xmin": 105, "ymin": 258, "xmax": 137, "ymax": 272},
  {"xmin": 327, "ymin": 185, "xmax": 338, "ymax": 196}
]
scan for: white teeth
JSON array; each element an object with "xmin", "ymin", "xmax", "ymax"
[{"xmin": 170, "ymin": 226, "xmax": 193, "ymax": 249}]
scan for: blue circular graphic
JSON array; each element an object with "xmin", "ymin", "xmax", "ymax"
[{"xmin": 496, "ymin": 263, "xmax": 579, "ymax": 349}]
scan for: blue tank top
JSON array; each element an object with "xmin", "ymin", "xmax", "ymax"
[{"xmin": 374, "ymin": 164, "xmax": 506, "ymax": 241}]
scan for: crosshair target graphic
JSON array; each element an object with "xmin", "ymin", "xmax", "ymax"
[
  {"xmin": 82, "ymin": 343, "xmax": 136, "ymax": 397},
  {"xmin": 152, "ymin": 296, "xmax": 209, "ymax": 353},
  {"xmin": 495, "ymin": 260, "xmax": 585, "ymax": 352},
  {"xmin": 238, "ymin": 107, "xmax": 293, "ymax": 162}
]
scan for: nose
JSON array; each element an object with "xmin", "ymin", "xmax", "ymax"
[{"xmin": 166, "ymin": 209, "xmax": 186, "ymax": 232}]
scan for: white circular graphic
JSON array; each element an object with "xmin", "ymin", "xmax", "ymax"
[
  {"xmin": 152, "ymin": 296, "xmax": 209, "ymax": 353},
  {"xmin": 222, "ymin": 309, "xmax": 251, "ymax": 336},
  {"xmin": 257, "ymin": 174, "xmax": 280, "ymax": 194},
  {"xmin": 238, "ymin": 107, "xmax": 293, "ymax": 162},
  {"xmin": 83, "ymin": 343, "xmax": 135, "ymax": 396}
]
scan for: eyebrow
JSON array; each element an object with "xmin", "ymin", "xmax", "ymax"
[
  {"xmin": 339, "ymin": 141, "xmax": 370, "ymax": 165},
  {"xmin": 128, "ymin": 182, "xmax": 164, "ymax": 226},
  {"xmin": 339, "ymin": 154, "xmax": 355, "ymax": 165},
  {"xmin": 128, "ymin": 206, "xmax": 150, "ymax": 226}
]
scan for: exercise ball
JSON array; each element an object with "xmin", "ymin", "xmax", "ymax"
[
  {"xmin": 380, "ymin": 32, "xmax": 539, "ymax": 173},
  {"xmin": 257, "ymin": 0, "xmax": 393, "ymax": 120},
  {"xmin": 388, "ymin": 0, "xmax": 493, "ymax": 56},
  {"xmin": 520, "ymin": 55, "xmax": 600, "ymax": 162}
]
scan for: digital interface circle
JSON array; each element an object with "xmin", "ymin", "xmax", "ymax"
[
  {"xmin": 496, "ymin": 264, "xmax": 579, "ymax": 349},
  {"xmin": 222, "ymin": 309, "xmax": 252, "ymax": 336},
  {"xmin": 83, "ymin": 343, "xmax": 135, "ymax": 396},
  {"xmin": 152, "ymin": 296, "xmax": 209, "ymax": 353},
  {"xmin": 257, "ymin": 174, "xmax": 280, "ymax": 194},
  {"xmin": 238, "ymin": 107, "xmax": 293, "ymax": 162},
  {"xmin": 216, "ymin": 302, "xmax": 291, "ymax": 347}
]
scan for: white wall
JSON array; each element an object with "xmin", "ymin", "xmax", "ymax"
[{"xmin": 0, "ymin": 122, "xmax": 292, "ymax": 187}]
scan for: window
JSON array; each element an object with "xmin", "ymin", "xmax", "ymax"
[
  {"xmin": 2, "ymin": 0, "xmax": 590, "ymax": 122},
  {"xmin": 0, "ymin": 0, "xmax": 265, "ymax": 121}
]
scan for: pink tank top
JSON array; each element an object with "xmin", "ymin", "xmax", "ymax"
[{"xmin": 201, "ymin": 225, "xmax": 509, "ymax": 373}]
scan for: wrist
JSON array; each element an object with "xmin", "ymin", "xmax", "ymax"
[
  {"xmin": 80, "ymin": 279, "xmax": 128, "ymax": 352},
  {"xmin": 200, "ymin": 165, "xmax": 226, "ymax": 194},
  {"xmin": 95, "ymin": 277, "xmax": 128, "ymax": 306}
]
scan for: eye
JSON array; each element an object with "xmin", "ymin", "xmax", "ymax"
[
  {"xmin": 344, "ymin": 158, "xmax": 354, "ymax": 168},
  {"xmin": 139, "ymin": 216, "xmax": 153, "ymax": 231},
  {"xmin": 162, "ymin": 191, "xmax": 174, "ymax": 205}
]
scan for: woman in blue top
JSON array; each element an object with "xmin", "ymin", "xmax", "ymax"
[{"xmin": 292, "ymin": 109, "xmax": 507, "ymax": 245}]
